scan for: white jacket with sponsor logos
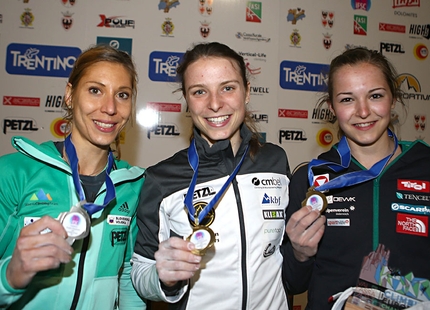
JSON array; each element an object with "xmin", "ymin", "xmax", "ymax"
[{"xmin": 131, "ymin": 126, "xmax": 291, "ymax": 310}]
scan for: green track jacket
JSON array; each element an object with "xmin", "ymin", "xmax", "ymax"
[{"xmin": 0, "ymin": 136, "xmax": 146, "ymax": 309}]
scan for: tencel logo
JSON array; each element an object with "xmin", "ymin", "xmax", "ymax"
[{"xmin": 6, "ymin": 43, "xmax": 81, "ymax": 77}]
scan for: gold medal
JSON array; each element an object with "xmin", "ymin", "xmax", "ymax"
[
  {"xmin": 302, "ymin": 187, "xmax": 328, "ymax": 214},
  {"xmin": 186, "ymin": 226, "xmax": 215, "ymax": 256}
]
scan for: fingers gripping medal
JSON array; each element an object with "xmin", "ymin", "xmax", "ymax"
[
  {"xmin": 302, "ymin": 187, "xmax": 328, "ymax": 214},
  {"xmin": 186, "ymin": 216, "xmax": 215, "ymax": 256},
  {"xmin": 57, "ymin": 201, "xmax": 90, "ymax": 245}
]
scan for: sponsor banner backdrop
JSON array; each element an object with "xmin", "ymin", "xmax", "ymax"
[{"xmin": 0, "ymin": 0, "xmax": 429, "ymax": 174}]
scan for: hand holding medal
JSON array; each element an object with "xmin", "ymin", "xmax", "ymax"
[{"xmin": 56, "ymin": 201, "xmax": 91, "ymax": 245}]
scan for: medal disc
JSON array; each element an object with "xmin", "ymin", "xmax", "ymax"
[
  {"xmin": 186, "ymin": 226, "xmax": 215, "ymax": 256},
  {"xmin": 302, "ymin": 188, "xmax": 328, "ymax": 214},
  {"xmin": 57, "ymin": 204, "xmax": 90, "ymax": 244}
]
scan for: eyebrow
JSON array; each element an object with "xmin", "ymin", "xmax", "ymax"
[{"xmin": 187, "ymin": 79, "xmax": 240, "ymax": 91}]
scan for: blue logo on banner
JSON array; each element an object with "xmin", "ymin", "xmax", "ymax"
[
  {"xmin": 279, "ymin": 60, "xmax": 330, "ymax": 92},
  {"xmin": 6, "ymin": 43, "xmax": 82, "ymax": 78},
  {"xmin": 96, "ymin": 37, "xmax": 133, "ymax": 55},
  {"xmin": 148, "ymin": 51, "xmax": 184, "ymax": 82}
]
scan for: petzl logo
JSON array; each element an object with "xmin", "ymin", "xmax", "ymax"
[
  {"xmin": 148, "ymin": 51, "xmax": 184, "ymax": 82},
  {"xmin": 6, "ymin": 43, "xmax": 81, "ymax": 77},
  {"xmin": 110, "ymin": 228, "xmax": 128, "ymax": 246},
  {"xmin": 279, "ymin": 60, "xmax": 329, "ymax": 92},
  {"xmin": 147, "ymin": 124, "xmax": 180, "ymax": 139},
  {"xmin": 3, "ymin": 117, "xmax": 38, "ymax": 134}
]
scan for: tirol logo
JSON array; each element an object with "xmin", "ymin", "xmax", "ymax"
[
  {"xmin": 351, "ymin": 0, "xmax": 371, "ymax": 11},
  {"xmin": 279, "ymin": 60, "xmax": 329, "ymax": 92},
  {"xmin": 97, "ymin": 15, "xmax": 135, "ymax": 28},
  {"xmin": 110, "ymin": 228, "xmax": 128, "ymax": 246},
  {"xmin": 96, "ymin": 37, "xmax": 133, "ymax": 55},
  {"xmin": 147, "ymin": 123, "xmax": 180, "ymax": 139},
  {"xmin": 6, "ymin": 43, "xmax": 81, "ymax": 77},
  {"xmin": 393, "ymin": 0, "xmax": 420, "ymax": 8},
  {"xmin": 397, "ymin": 74, "xmax": 430, "ymax": 101},
  {"xmin": 262, "ymin": 193, "xmax": 281, "ymax": 206},
  {"xmin": 396, "ymin": 213, "xmax": 428, "ymax": 237},
  {"xmin": 148, "ymin": 51, "xmax": 184, "ymax": 82},
  {"xmin": 3, "ymin": 117, "xmax": 38, "ymax": 134},
  {"xmin": 354, "ymin": 15, "xmax": 367, "ymax": 35},
  {"xmin": 397, "ymin": 179, "xmax": 430, "ymax": 193},
  {"xmin": 246, "ymin": 2, "xmax": 262, "ymax": 23}
]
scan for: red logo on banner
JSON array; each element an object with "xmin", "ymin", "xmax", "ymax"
[
  {"xmin": 148, "ymin": 102, "xmax": 181, "ymax": 112},
  {"xmin": 396, "ymin": 213, "xmax": 428, "ymax": 237},
  {"xmin": 278, "ymin": 109, "xmax": 308, "ymax": 119},
  {"xmin": 397, "ymin": 179, "xmax": 430, "ymax": 193},
  {"xmin": 379, "ymin": 23, "xmax": 406, "ymax": 33},
  {"xmin": 3, "ymin": 96, "xmax": 40, "ymax": 107}
]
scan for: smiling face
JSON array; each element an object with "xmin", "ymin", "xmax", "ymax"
[
  {"xmin": 328, "ymin": 62, "xmax": 395, "ymax": 151},
  {"xmin": 184, "ymin": 56, "xmax": 250, "ymax": 147},
  {"xmin": 66, "ymin": 61, "xmax": 133, "ymax": 151}
]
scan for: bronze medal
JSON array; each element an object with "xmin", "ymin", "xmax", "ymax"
[
  {"xmin": 186, "ymin": 225, "xmax": 215, "ymax": 256},
  {"xmin": 302, "ymin": 187, "xmax": 328, "ymax": 214}
]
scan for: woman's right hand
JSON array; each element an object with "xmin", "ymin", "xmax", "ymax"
[
  {"xmin": 6, "ymin": 216, "xmax": 73, "ymax": 289},
  {"xmin": 286, "ymin": 206, "xmax": 326, "ymax": 262},
  {"xmin": 154, "ymin": 237, "xmax": 202, "ymax": 287}
]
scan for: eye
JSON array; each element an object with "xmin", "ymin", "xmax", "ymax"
[
  {"xmin": 339, "ymin": 97, "xmax": 352, "ymax": 103},
  {"xmin": 192, "ymin": 89, "xmax": 206, "ymax": 96},
  {"xmin": 371, "ymin": 93, "xmax": 383, "ymax": 99},
  {"xmin": 118, "ymin": 92, "xmax": 130, "ymax": 100},
  {"xmin": 89, "ymin": 87, "xmax": 101, "ymax": 95},
  {"xmin": 224, "ymin": 85, "xmax": 234, "ymax": 91}
]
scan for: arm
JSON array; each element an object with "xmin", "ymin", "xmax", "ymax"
[
  {"xmin": 130, "ymin": 170, "xmax": 201, "ymax": 302},
  {"xmin": 282, "ymin": 165, "xmax": 325, "ymax": 294}
]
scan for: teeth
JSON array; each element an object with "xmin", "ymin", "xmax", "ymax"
[
  {"xmin": 207, "ymin": 116, "xmax": 229, "ymax": 124},
  {"xmin": 94, "ymin": 121, "xmax": 114, "ymax": 128},
  {"xmin": 355, "ymin": 122, "xmax": 374, "ymax": 127}
]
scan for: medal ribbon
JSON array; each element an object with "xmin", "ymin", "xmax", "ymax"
[
  {"xmin": 64, "ymin": 135, "xmax": 116, "ymax": 216},
  {"xmin": 184, "ymin": 139, "xmax": 249, "ymax": 225},
  {"xmin": 308, "ymin": 129, "xmax": 398, "ymax": 192}
]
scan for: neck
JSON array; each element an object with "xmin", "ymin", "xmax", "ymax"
[
  {"xmin": 63, "ymin": 145, "xmax": 109, "ymax": 176},
  {"xmin": 348, "ymin": 136, "xmax": 400, "ymax": 170}
]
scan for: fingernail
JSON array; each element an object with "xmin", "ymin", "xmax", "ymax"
[{"xmin": 187, "ymin": 242, "xmax": 195, "ymax": 251}]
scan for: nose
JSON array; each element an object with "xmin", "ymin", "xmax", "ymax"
[
  {"xmin": 356, "ymin": 99, "xmax": 371, "ymax": 118},
  {"xmin": 101, "ymin": 94, "xmax": 117, "ymax": 115},
  {"xmin": 208, "ymin": 92, "xmax": 223, "ymax": 112}
]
